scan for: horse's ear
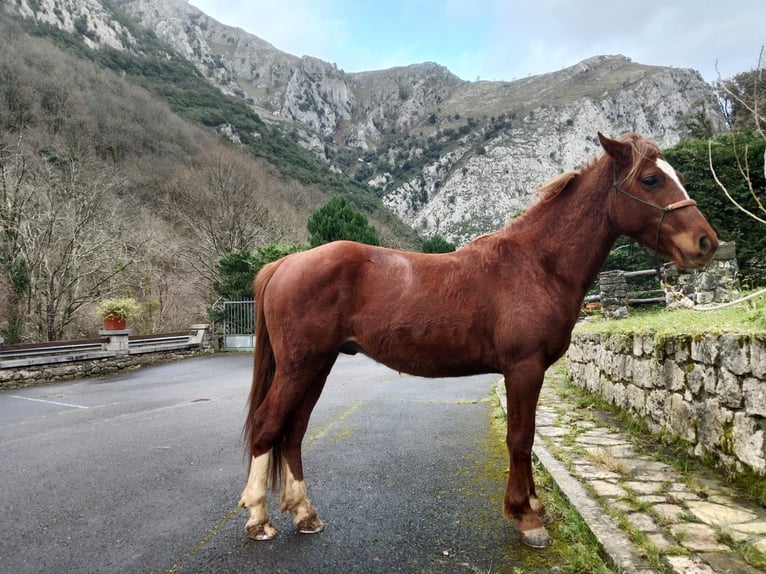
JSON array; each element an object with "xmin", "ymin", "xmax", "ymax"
[{"xmin": 598, "ymin": 132, "xmax": 632, "ymax": 167}]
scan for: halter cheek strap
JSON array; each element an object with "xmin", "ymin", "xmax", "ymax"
[{"xmin": 612, "ymin": 168, "xmax": 698, "ymax": 276}]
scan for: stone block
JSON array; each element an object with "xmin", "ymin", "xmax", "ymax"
[
  {"xmin": 713, "ymin": 241, "xmax": 737, "ymax": 260},
  {"xmin": 733, "ymin": 412, "xmax": 766, "ymax": 473},
  {"xmin": 751, "ymin": 339, "xmax": 766, "ymax": 379},
  {"xmin": 697, "ymin": 271, "xmax": 718, "ymax": 291},
  {"xmin": 611, "ymin": 383, "xmax": 627, "ymax": 409},
  {"xmin": 646, "ymin": 389, "xmax": 668, "ymax": 425},
  {"xmin": 667, "ymin": 393, "xmax": 696, "ymax": 443},
  {"xmin": 631, "ymin": 359, "xmax": 652, "ymax": 388},
  {"xmin": 716, "ymin": 369, "xmax": 743, "ymax": 408},
  {"xmin": 696, "ymin": 291, "xmax": 715, "ymax": 304},
  {"xmin": 697, "ymin": 398, "xmax": 732, "ymax": 451},
  {"xmin": 566, "ymin": 344, "xmax": 583, "ymax": 363},
  {"xmin": 721, "ymin": 333, "xmax": 751, "ymax": 376},
  {"xmin": 744, "ymin": 377, "xmax": 766, "ymax": 417},
  {"xmin": 618, "ymin": 353, "xmax": 633, "ymax": 382},
  {"xmin": 633, "ymin": 334, "xmax": 655, "ymax": 358},
  {"xmin": 660, "ymin": 335, "xmax": 691, "ymax": 363},
  {"xmin": 691, "ymin": 335, "xmax": 719, "ymax": 366},
  {"xmin": 626, "ymin": 385, "xmax": 646, "ymax": 415},
  {"xmin": 687, "ymin": 363, "xmax": 714, "ymax": 395},
  {"xmin": 662, "ymin": 359, "xmax": 686, "ymax": 392}
]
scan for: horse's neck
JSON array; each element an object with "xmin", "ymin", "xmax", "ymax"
[{"xmin": 498, "ymin": 169, "xmax": 618, "ymax": 295}]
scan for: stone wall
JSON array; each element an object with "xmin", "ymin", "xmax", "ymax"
[
  {"xmin": 0, "ymin": 349, "xmax": 201, "ymax": 389},
  {"xmin": 565, "ymin": 331, "xmax": 766, "ymax": 475}
]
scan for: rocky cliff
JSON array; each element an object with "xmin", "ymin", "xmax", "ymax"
[{"xmin": 9, "ymin": 0, "xmax": 726, "ymax": 244}]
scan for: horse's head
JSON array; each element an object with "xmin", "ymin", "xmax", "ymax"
[{"xmin": 599, "ymin": 132, "xmax": 718, "ymax": 269}]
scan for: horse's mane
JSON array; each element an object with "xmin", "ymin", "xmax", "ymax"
[{"xmin": 535, "ymin": 170, "xmax": 578, "ymax": 201}]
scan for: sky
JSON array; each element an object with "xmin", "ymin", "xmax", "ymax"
[{"xmin": 189, "ymin": 0, "xmax": 764, "ymax": 84}]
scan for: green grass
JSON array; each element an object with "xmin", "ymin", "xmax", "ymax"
[{"xmin": 574, "ymin": 290, "xmax": 766, "ymax": 338}]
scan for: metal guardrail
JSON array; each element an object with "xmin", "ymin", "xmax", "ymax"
[
  {"xmin": 128, "ymin": 332, "xmax": 192, "ymax": 347},
  {"xmin": 0, "ymin": 339, "xmax": 107, "ymax": 359},
  {"xmin": 0, "ymin": 326, "xmax": 210, "ymax": 368}
]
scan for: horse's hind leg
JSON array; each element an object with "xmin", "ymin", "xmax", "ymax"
[
  {"xmin": 240, "ymin": 450, "xmax": 278, "ymax": 540},
  {"xmin": 280, "ymin": 357, "xmax": 336, "ymax": 534},
  {"xmin": 240, "ymin": 367, "xmax": 316, "ymax": 540}
]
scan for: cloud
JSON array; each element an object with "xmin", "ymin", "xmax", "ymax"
[{"xmin": 191, "ymin": 0, "xmax": 765, "ymax": 83}]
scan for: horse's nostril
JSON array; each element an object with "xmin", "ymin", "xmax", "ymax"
[{"xmin": 699, "ymin": 235, "xmax": 711, "ymax": 255}]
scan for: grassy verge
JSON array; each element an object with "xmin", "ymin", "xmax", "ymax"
[{"xmin": 575, "ymin": 290, "xmax": 766, "ymax": 337}]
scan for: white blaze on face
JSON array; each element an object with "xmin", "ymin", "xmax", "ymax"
[{"xmin": 656, "ymin": 158, "xmax": 690, "ymax": 199}]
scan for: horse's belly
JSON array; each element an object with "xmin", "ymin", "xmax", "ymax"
[{"xmin": 361, "ymin": 340, "xmax": 496, "ymax": 379}]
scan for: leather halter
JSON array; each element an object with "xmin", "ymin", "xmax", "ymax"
[
  {"xmin": 612, "ymin": 168, "xmax": 697, "ymax": 213},
  {"xmin": 612, "ymin": 166, "xmax": 697, "ymax": 275}
]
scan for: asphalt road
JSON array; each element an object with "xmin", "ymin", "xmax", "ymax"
[{"xmin": 0, "ymin": 353, "xmax": 566, "ymax": 573}]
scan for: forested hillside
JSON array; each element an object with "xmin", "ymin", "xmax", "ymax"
[{"xmin": 0, "ymin": 15, "xmax": 412, "ymax": 343}]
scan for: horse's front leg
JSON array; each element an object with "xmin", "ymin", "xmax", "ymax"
[
  {"xmin": 239, "ymin": 451, "xmax": 278, "ymax": 540},
  {"xmin": 503, "ymin": 363, "xmax": 552, "ymax": 548}
]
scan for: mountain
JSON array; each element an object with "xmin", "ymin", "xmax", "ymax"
[
  {"xmin": 113, "ymin": 0, "xmax": 725, "ymax": 244},
  {"xmin": 10, "ymin": 0, "xmax": 723, "ymax": 243},
  {"xmin": 8, "ymin": 0, "xmax": 724, "ymax": 247}
]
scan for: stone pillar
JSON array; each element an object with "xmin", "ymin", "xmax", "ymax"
[
  {"xmin": 663, "ymin": 242, "xmax": 739, "ymax": 306},
  {"xmin": 599, "ymin": 270, "xmax": 629, "ymax": 318},
  {"xmin": 189, "ymin": 324, "xmax": 210, "ymax": 347},
  {"xmin": 99, "ymin": 329, "xmax": 130, "ymax": 354}
]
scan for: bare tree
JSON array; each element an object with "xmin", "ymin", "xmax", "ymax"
[
  {"xmin": 0, "ymin": 134, "xmax": 142, "ymax": 341},
  {"xmin": 30, "ymin": 157, "xmax": 142, "ymax": 339},
  {"xmin": 163, "ymin": 144, "xmax": 299, "ymax": 292},
  {"xmin": 712, "ymin": 48, "xmax": 766, "ymax": 225},
  {"xmin": 169, "ymin": 148, "xmax": 273, "ymax": 249},
  {"xmin": 0, "ymin": 133, "xmax": 35, "ymax": 342}
]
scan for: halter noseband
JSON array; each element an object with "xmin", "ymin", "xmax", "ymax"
[{"xmin": 612, "ymin": 166, "xmax": 697, "ymax": 276}]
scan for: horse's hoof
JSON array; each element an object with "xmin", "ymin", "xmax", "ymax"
[
  {"xmin": 520, "ymin": 526, "xmax": 553, "ymax": 548},
  {"xmin": 246, "ymin": 521, "xmax": 278, "ymax": 541},
  {"xmin": 297, "ymin": 516, "xmax": 325, "ymax": 534}
]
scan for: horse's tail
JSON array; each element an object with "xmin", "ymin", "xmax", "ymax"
[{"xmin": 244, "ymin": 258, "xmax": 285, "ymax": 489}]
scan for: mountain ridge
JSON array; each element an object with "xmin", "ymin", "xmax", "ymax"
[{"xmin": 9, "ymin": 0, "xmax": 725, "ymax": 244}]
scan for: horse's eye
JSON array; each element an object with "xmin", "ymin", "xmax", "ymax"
[{"xmin": 641, "ymin": 175, "xmax": 661, "ymax": 190}]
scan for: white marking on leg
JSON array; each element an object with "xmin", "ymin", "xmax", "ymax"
[
  {"xmin": 281, "ymin": 463, "xmax": 324, "ymax": 533},
  {"xmin": 239, "ymin": 451, "xmax": 277, "ymax": 539},
  {"xmin": 656, "ymin": 158, "xmax": 690, "ymax": 199}
]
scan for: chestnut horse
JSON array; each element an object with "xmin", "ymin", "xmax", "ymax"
[{"xmin": 239, "ymin": 132, "xmax": 717, "ymax": 548}]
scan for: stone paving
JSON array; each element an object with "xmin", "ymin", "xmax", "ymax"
[{"xmin": 499, "ymin": 367, "xmax": 766, "ymax": 573}]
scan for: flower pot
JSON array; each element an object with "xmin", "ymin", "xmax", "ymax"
[{"xmin": 103, "ymin": 315, "xmax": 127, "ymax": 331}]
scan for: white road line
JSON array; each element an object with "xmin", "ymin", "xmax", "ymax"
[{"xmin": 9, "ymin": 395, "xmax": 89, "ymax": 409}]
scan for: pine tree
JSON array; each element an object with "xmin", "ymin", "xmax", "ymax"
[{"xmin": 307, "ymin": 196, "xmax": 380, "ymax": 247}]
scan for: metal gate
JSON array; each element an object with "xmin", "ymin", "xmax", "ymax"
[{"xmin": 217, "ymin": 300, "xmax": 255, "ymax": 351}]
